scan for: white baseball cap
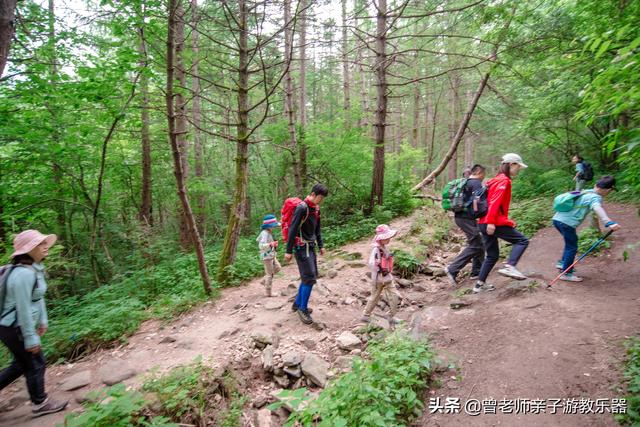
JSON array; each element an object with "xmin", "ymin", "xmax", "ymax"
[{"xmin": 501, "ymin": 153, "xmax": 528, "ymax": 168}]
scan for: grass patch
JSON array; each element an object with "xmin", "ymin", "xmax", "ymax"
[
  {"xmin": 393, "ymin": 250, "xmax": 422, "ymax": 279},
  {"xmin": 616, "ymin": 337, "xmax": 640, "ymax": 425},
  {"xmin": 578, "ymin": 227, "xmax": 612, "ymax": 255},
  {"xmin": 275, "ymin": 331, "xmax": 435, "ymax": 426},
  {"xmin": 510, "ymin": 197, "xmax": 554, "ymax": 237}
]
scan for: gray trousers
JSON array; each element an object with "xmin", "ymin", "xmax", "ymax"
[{"xmin": 448, "ymin": 217, "xmax": 485, "ymax": 278}]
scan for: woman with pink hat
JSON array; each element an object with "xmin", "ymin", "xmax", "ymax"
[
  {"xmin": 0, "ymin": 230, "xmax": 68, "ymax": 417},
  {"xmin": 361, "ymin": 224, "xmax": 402, "ymax": 325}
]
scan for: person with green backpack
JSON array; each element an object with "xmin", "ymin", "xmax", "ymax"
[
  {"xmin": 552, "ymin": 176, "xmax": 621, "ymax": 282},
  {"xmin": 444, "ymin": 164, "xmax": 487, "ymax": 286}
]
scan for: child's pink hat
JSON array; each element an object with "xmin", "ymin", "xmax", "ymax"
[{"xmin": 374, "ymin": 224, "xmax": 397, "ymax": 241}]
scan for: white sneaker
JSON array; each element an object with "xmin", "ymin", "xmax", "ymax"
[
  {"xmin": 498, "ymin": 264, "xmax": 527, "ymax": 280},
  {"xmin": 473, "ymin": 281, "xmax": 495, "ymax": 293},
  {"xmin": 559, "ymin": 273, "xmax": 583, "ymax": 282}
]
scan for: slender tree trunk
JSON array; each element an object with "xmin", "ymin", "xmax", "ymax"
[
  {"xmin": 167, "ymin": 0, "xmax": 212, "ymax": 295},
  {"xmin": 138, "ymin": 23, "xmax": 153, "ymax": 227},
  {"xmin": 369, "ymin": 0, "xmax": 387, "ymax": 212},
  {"xmin": 298, "ymin": 0, "xmax": 308, "ymax": 190},
  {"xmin": 464, "ymin": 89, "xmax": 474, "ymax": 167},
  {"xmin": 0, "ymin": 0, "xmax": 17, "ymax": 78},
  {"xmin": 284, "ymin": 0, "xmax": 302, "ymax": 195},
  {"xmin": 174, "ymin": 2, "xmax": 191, "ymax": 249},
  {"xmin": 448, "ymin": 74, "xmax": 460, "ymax": 180},
  {"xmin": 217, "ymin": 0, "xmax": 250, "ymax": 284},
  {"xmin": 354, "ymin": 0, "xmax": 368, "ymax": 129},
  {"xmin": 341, "ymin": 0, "xmax": 350, "ymax": 122},
  {"xmin": 191, "ymin": 0, "xmax": 205, "ymax": 237},
  {"xmin": 412, "ymin": 84, "xmax": 420, "ymax": 149},
  {"xmin": 412, "ymin": 69, "xmax": 493, "ymax": 192}
]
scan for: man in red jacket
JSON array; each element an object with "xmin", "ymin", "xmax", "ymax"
[{"xmin": 475, "ymin": 153, "xmax": 530, "ymax": 293}]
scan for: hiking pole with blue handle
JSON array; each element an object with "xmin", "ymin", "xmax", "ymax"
[{"xmin": 547, "ymin": 229, "xmax": 614, "ymax": 289}]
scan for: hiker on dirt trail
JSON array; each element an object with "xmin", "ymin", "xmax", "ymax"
[
  {"xmin": 283, "ymin": 184, "xmax": 328, "ymax": 325},
  {"xmin": 552, "ymin": 176, "xmax": 621, "ymax": 282},
  {"xmin": 361, "ymin": 224, "xmax": 402, "ymax": 326},
  {"xmin": 475, "ymin": 153, "xmax": 530, "ymax": 293},
  {"xmin": 257, "ymin": 214, "xmax": 282, "ymax": 297},
  {"xmin": 0, "ymin": 230, "xmax": 68, "ymax": 417},
  {"xmin": 572, "ymin": 155, "xmax": 593, "ymax": 191},
  {"xmin": 445, "ymin": 164, "xmax": 487, "ymax": 287}
]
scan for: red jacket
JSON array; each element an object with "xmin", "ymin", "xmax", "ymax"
[{"xmin": 478, "ymin": 173, "xmax": 516, "ymax": 227}]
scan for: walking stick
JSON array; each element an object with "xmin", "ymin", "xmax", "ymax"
[{"xmin": 547, "ymin": 230, "xmax": 614, "ymax": 289}]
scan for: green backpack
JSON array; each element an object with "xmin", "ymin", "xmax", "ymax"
[
  {"xmin": 553, "ymin": 191, "xmax": 583, "ymax": 212},
  {"xmin": 442, "ymin": 178, "xmax": 468, "ymax": 212}
]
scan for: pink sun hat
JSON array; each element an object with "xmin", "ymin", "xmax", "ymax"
[
  {"xmin": 11, "ymin": 230, "xmax": 57, "ymax": 259},
  {"xmin": 374, "ymin": 224, "xmax": 397, "ymax": 242}
]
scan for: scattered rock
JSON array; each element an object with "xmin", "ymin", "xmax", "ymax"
[
  {"xmin": 60, "ymin": 370, "xmax": 92, "ymax": 391},
  {"xmin": 282, "ymin": 351, "xmax": 302, "ymax": 367},
  {"xmin": 327, "ymin": 270, "xmax": 338, "ymax": 279},
  {"xmin": 350, "ymin": 349, "xmax": 362, "ymax": 356},
  {"xmin": 450, "ymin": 300, "xmax": 472, "ymax": 310},
  {"xmin": 342, "ymin": 297, "xmax": 356, "ymax": 305},
  {"xmin": 301, "ymin": 339, "xmax": 316, "ymax": 350},
  {"xmin": 283, "ymin": 365, "xmax": 303, "ymax": 378},
  {"xmin": 336, "ymin": 331, "xmax": 362, "ymax": 351},
  {"xmin": 252, "ymin": 395, "xmax": 271, "ymax": 409},
  {"xmin": 100, "ymin": 362, "xmax": 136, "ymax": 386},
  {"xmin": 396, "ymin": 278, "xmax": 413, "ymax": 288},
  {"xmin": 347, "ymin": 262, "xmax": 367, "ymax": 268},
  {"xmin": 311, "ymin": 321, "xmax": 326, "ymax": 331},
  {"xmin": 333, "ymin": 356, "xmax": 353, "ymax": 372},
  {"xmin": 373, "ymin": 316, "xmax": 391, "ymax": 330},
  {"xmin": 264, "ymin": 300, "xmax": 286, "ymax": 311},
  {"xmin": 341, "ymin": 252, "xmax": 363, "ymax": 261},
  {"xmin": 256, "ymin": 408, "xmax": 274, "ymax": 427},
  {"xmin": 262, "ymin": 345, "xmax": 274, "ymax": 372},
  {"xmin": 218, "ymin": 327, "xmax": 241, "ymax": 339},
  {"xmin": 301, "ymin": 353, "xmax": 329, "ymax": 387},
  {"xmin": 280, "ymin": 283, "xmax": 298, "ymax": 297},
  {"xmin": 431, "ymin": 268, "xmax": 446, "ymax": 277},
  {"xmin": 159, "ymin": 336, "xmax": 176, "ymax": 344},
  {"xmin": 413, "ymin": 283, "xmax": 427, "ymax": 292},
  {"xmin": 274, "ymin": 374, "xmax": 290, "ymax": 388},
  {"xmin": 252, "ymin": 329, "xmax": 274, "ymax": 349}
]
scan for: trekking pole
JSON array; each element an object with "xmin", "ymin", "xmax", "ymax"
[{"xmin": 547, "ymin": 230, "xmax": 614, "ymax": 289}]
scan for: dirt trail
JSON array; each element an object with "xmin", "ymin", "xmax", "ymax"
[{"xmin": 0, "ymin": 204, "xmax": 638, "ymax": 427}]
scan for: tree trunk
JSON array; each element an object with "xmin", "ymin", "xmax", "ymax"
[
  {"xmin": 298, "ymin": 0, "xmax": 308, "ymax": 190},
  {"xmin": 284, "ymin": 0, "xmax": 302, "ymax": 195},
  {"xmin": 191, "ymin": 0, "xmax": 205, "ymax": 237},
  {"xmin": 354, "ymin": 0, "xmax": 368, "ymax": 129},
  {"xmin": 217, "ymin": 0, "xmax": 250, "ymax": 284},
  {"xmin": 464, "ymin": 89, "xmax": 474, "ymax": 167},
  {"xmin": 447, "ymin": 74, "xmax": 460, "ymax": 180},
  {"xmin": 167, "ymin": 0, "xmax": 212, "ymax": 295},
  {"xmin": 369, "ymin": 0, "xmax": 387, "ymax": 212},
  {"xmin": 412, "ymin": 69, "xmax": 493, "ymax": 192},
  {"xmin": 175, "ymin": 2, "xmax": 191, "ymax": 249},
  {"xmin": 0, "ymin": 0, "xmax": 17, "ymax": 78},
  {"xmin": 138, "ymin": 23, "xmax": 153, "ymax": 227},
  {"xmin": 341, "ymin": 0, "xmax": 350, "ymax": 121}
]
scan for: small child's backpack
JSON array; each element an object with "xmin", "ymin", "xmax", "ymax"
[
  {"xmin": 553, "ymin": 191, "xmax": 583, "ymax": 212},
  {"xmin": 280, "ymin": 197, "xmax": 309, "ymax": 244},
  {"xmin": 441, "ymin": 178, "xmax": 468, "ymax": 212},
  {"xmin": 379, "ymin": 253, "xmax": 394, "ymax": 275}
]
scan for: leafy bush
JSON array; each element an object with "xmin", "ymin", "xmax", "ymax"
[
  {"xmin": 393, "ymin": 250, "xmax": 422, "ymax": 279},
  {"xmin": 616, "ymin": 337, "xmax": 640, "ymax": 425},
  {"xmin": 60, "ymin": 384, "xmax": 176, "ymax": 427},
  {"xmin": 510, "ymin": 197, "xmax": 554, "ymax": 237},
  {"xmin": 578, "ymin": 227, "xmax": 611, "ymax": 255},
  {"xmin": 279, "ymin": 332, "xmax": 435, "ymax": 427}
]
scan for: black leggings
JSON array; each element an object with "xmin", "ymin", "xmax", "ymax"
[
  {"xmin": 478, "ymin": 224, "xmax": 529, "ymax": 282},
  {"xmin": 0, "ymin": 326, "xmax": 47, "ymax": 404}
]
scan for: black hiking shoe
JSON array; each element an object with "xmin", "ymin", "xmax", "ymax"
[
  {"xmin": 297, "ymin": 308, "xmax": 314, "ymax": 325},
  {"xmin": 473, "ymin": 281, "xmax": 495, "ymax": 293},
  {"xmin": 32, "ymin": 397, "xmax": 68, "ymax": 418},
  {"xmin": 291, "ymin": 302, "xmax": 313, "ymax": 313}
]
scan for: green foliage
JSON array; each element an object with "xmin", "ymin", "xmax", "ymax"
[
  {"xmin": 616, "ymin": 337, "xmax": 640, "ymax": 425},
  {"xmin": 578, "ymin": 228, "xmax": 611, "ymax": 255},
  {"xmin": 60, "ymin": 384, "xmax": 177, "ymax": 427},
  {"xmin": 510, "ymin": 198, "xmax": 554, "ymax": 237},
  {"xmin": 283, "ymin": 332, "xmax": 435, "ymax": 427},
  {"xmin": 393, "ymin": 250, "xmax": 422, "ymax": 279}
]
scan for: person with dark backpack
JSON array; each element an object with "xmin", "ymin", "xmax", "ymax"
[
  {"xmin": 572, "ymin": 155, "xmax": 594, "ymax": 191},
  {"xmin": 283, "ymin": 184, "xmax": 328, "ymax": 325},
  {"xmin": 0, "ymin": 230, "xmax": 68, "ymax": 417},
  {"xmin": 445, "ymin": 164, "xmax": 487, "ymax": 286}
]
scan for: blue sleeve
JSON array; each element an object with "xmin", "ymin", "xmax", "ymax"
[
  {"xmin": 576, "ymin": 163, "xmax": 584, "ymax": 173},
  {"xmin": 9, "ymin": 268, "xmax": 40, "ymax": 349}
]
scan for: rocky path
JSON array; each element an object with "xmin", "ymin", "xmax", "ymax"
[{"xmin": 1, "ymin": 204, "xmax": 638, "ymax": 427}]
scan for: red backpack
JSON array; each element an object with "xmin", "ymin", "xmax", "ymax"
[{"xmin": 280, "ymin": 197, "xmax": 309, "ymax": 244}]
